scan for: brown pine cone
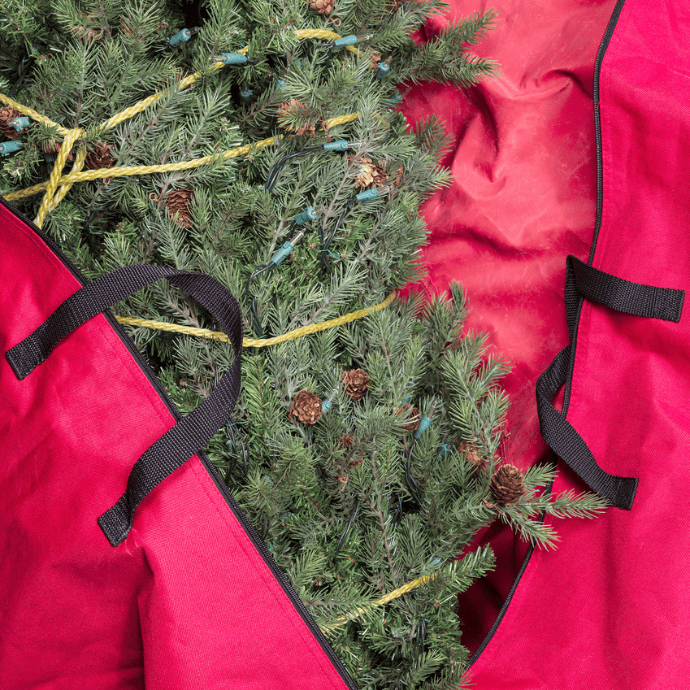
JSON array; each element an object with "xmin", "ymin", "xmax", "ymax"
[
  {"xmin": 85, "ymin": 142, "xmax": 116, "ymax": 170},
  {"xmin": 309, "ymin": 0, "xmax": 334, "ymax": 15},
  {"xmin": 352, "ymin": 157, "xmax": 387, "ymax": 190},
  {"xmin": 0, "ymin": 107, "xmax": 25, "ymax": 139},
  {"xmin": 277, "ymin": 99, "xmax": 316, "ymax": 136},
  {"xmin": 341, "ymin": 369, "xmax": 370, "ymax": 401},
  {"xmin": 339, "ymin": 435, "xmax": 357, "ymax": 450},
  {"xmin": 166, "ymin": 188, "xmax": 194, "ymax": 228},
  {"xmin": 489, "ymin": 464, "xmax": 527, "ymax": 507},
  {"xmin": 289, "ymin": 390, "xmax": 323, "ymax": 425},
  {"xmin": 395, "ymin": 403, "xmax": 420, "ymax": 432},
  {"xmin": 459, "ymin": 441, "xmax": 484, "ymax": 469}
]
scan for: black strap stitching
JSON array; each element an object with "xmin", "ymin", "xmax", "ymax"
[{"xmin": 570, "ymin": 255, "xmax": 684, "ymax": 322}]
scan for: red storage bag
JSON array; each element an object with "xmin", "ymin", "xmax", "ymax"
[
  {"xmin": 421, "ymin": 0, "xmax": 690, "ymax": 686},
  {"xmin": 0, "ymin": 198, "xmax": 355, "ymax": 690}
]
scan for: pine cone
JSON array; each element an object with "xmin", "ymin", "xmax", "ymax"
[
  {"xmin": 0, "ymin": 107, "xmax": 24, "ymax": 139},
  {"xmin": 309, "ymin": 0, "xmax": 334, "ymax": 15},
  {"xmin": 277, "ymin": 99, "xmax": 316, "ymax": 136},
  {"xmin": 459, "ymin": 441, "xmax": 484, "ymax": 469},
  {"xmin": 489, "ymin": 464, "xmax": 527, "ymax": 507},
  {"xmin": 85, "ymin": 142, "xmax": 116, "ymax": 170},
  {"xmin": 339, "ymin": 435, "xmax": 356, "ymax": 450},
  {"xmin": 395, "ymin": 403, "xmax": 420, "ymax": 431},
  {"xmin": 166, "ymin": 188, "xmax": 194, "ymax": 228},
  {"xmin": 341, "ymin": 368, "xmax": 370, "ymax": 401},
  {"xmin": 289, "ymin": 390, "xmax": 323, "ymax": 425},
  {"xmin": 352, "ymin": 157, "xmax": 387, "ymax": 190}
]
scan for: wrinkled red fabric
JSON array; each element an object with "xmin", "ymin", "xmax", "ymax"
[
  {"xmin": 402, "ymin": 0, "xmax": 615, "ymax": 468},
  {"xmin": 405, "ymin": 0, "xmax": 690, "ymax": 686},
  {"xmin": 402, "ymin": 0, "xmax": 618, "ymax": 657}
]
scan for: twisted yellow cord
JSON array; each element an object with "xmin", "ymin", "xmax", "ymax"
[
  {"xmin": 3, "ymin": 28, "xmax": 381, "ymax": 340},
  {"xmin": 320, "ymin": 571, "xmax": 438, "ymax": 634},
  {"xmin": 100, "ymin": 55, "xmax": 243, "ymax": 132},
  {"xmin": 4, "ymin": 110, "xmax": 360, "ymax": 200},
  {"xmin": 115, "ymin": 292, "xmax": 396, "ymax": 347},
  {"xmin": 34, "ymin": 127, "xmax": 84, "ymax": 227}
]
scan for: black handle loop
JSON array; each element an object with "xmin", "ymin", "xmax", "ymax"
[
  {"xmin": 569, "ymin": 255, "xmax": 684, "ymax": 323},
  {"xmin": 536, "ymin": 255, "xmax": 684, "ymax": 510},
  {"xmin": 6, "ymin": 265, "xmax": 243, "ymax": 546},
  {"xmin": 536, "ymin": 345, "xmax": 638, "ymax": 509}
]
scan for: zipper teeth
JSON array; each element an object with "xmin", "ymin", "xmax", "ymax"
[
  {"xmin": 589, "ymin": 0, "xmax": 626, "ymax": 266},
  {"xmin": 2, "ymin": 195, "xmax": 357, "ymax": 690},
  {"xmin": 467, "ymin": 0, "xmax": 628, "ymax": 668}
]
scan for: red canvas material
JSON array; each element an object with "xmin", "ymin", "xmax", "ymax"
[
  {"xmin": 401, "ymin": 0, "xmax": 622, "ymax": 656},
  {"xmin": 0, "ymin": 200, "xmax": 355, "ymax": 689},
  {"xmin": 404, "ymin": 0, "xmax": 690, "ymax": 685}
]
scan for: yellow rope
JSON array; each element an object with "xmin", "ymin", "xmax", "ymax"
[
  {"xmin": 100, "ymin": 56, "xmax": 239, "ymax": 132},
  {"xmin": 34, "ymin": 127, "xmax": 84, "ymax": 227},
  {"xmin": 0, "ymin": 93, "xmax": 69, "ymax": 135},
  {"xmin": 115, "ymin": 292, "xmax": 396, "ymax": 347},
  {"xmin": 320, "ymin": 571, "xmax": 438, "ymax": 634},
  {"xmin": 4, "ymin": 110, "xmax": 360, "ymax": 200}
]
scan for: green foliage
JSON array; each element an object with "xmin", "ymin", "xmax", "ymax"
[{"xmin": 0, "ymin": 1, "xmax": 604, "ymax": 687}]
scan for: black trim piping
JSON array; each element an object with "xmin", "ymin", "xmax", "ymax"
[
  {"xmin": 466, "ymin": 0, "xmax": 628, "ymax": 670},
  {"xmin": 0, "ymin": 194, "xmax": 357, "ymax": 690},
  {"xmin": 565, "ymin": 0, "xmax": 627, "ymax": 413}
]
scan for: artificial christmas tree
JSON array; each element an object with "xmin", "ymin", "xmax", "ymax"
[{"xmin": 0, "ymin": 1, "xmax": 607, "ymax": 687}]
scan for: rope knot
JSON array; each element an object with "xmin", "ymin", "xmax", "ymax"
[{"xmin": 35, "ymin": 127, "xmax": 86, "ymax": 228}]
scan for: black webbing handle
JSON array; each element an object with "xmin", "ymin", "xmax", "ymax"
[
  {"xmin": 536, "ymin": 256, "xmax": 684, "ymax": 510},
  {"xmin": 570, "ymin": 255, "xmax": 684, "ymax": 323},
  {"xmin": 536, "ymin": 345, "xmax": 638, "ymax": 509},
  {"xmin": 6, "ymin": 265, "xmax": 243, "ymax": 546}
]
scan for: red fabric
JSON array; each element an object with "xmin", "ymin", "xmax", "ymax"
[
  {"xmin": 402, "ymin": 0, "xmax": 618, "ymax": 655},
  {"xmin": 402, "ymin": 0, "xmax": 615, "ymax": 468},
  {"xmin": 403, "ymin": 0, "xmax": 690, "ymax": 686},
  {"xmin": 0, "ymin": 212, "xmax": 350, "ymax": 688}
]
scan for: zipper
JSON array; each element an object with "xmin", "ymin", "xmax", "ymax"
[
  {"xmin": 1, "ymin": 194, "xmax": 358, "ymax": 690},
  {"xmin": 201, "ymin": 455, "xmax": 358, "ymax": 689},
  {"xmin": 564, "ymin": 0, "xmax": 626, "ymax": 415},
  {"xmin": 466, "ymin": 0, "xmax": 627, "ymax": 668}
]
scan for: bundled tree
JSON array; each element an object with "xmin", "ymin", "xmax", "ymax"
[{"xmin": 0, "ymin": 1, "xmax": 605, "ymax": 687}]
